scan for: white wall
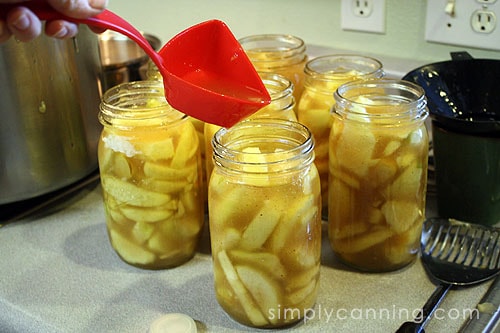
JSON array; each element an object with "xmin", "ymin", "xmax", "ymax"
[{"xmin": 108, "ymin": 0, "xmax": 500, "ymax": 63}]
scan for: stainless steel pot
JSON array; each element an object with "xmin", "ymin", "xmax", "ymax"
[
  {"xmin": 99, "ymin": 30, "xmax": 161, "ymax": 92},
  {"xmin": 0, "ymin": 25, "xmax": 102, "ymax": 204}
]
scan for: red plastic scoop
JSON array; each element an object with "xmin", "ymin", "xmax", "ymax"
[{"xmin": 1, "ymin": 3, "xmax": 271, "ymax": 127}]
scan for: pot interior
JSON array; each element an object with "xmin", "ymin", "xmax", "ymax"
[{"xmin": 98, "ymin": 30, "xmax": 161, "ymax": 68}]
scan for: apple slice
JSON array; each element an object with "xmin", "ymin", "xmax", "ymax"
[
  {"xmin": 217, "ymin": 251, "xmax": 268, "ymax": 326},
  {"xmin": 268, "ymin": 194, "xmax": 316, "ymax": 252},
  {"xmin": 334, "ymin": 227, "xmax": 394, "ymax": 254},
  {"xmin": 334, "ymin": 122, "xmax": 377, "ymax": 177},
  {"xmin": 229, "ymin": 250, "xmax": 286, "ymax": 280},
  {"xmin": 240, "ymin": 200, "xmax": 281, "ymax": 250},
  {"xmin": 143, "ymin": 161, "xmax": 194, "ymax": 181},
  {"xmin": 171, "ymin": 125, "xmax": 199, "ymax": 168},
  {"xmin": 102, "ymin": 175, "xmax": 172, "ymax": 207},
  {"xmin": 236, "ymin": 265, "xmax": 282, "ymax": 325},
  {"xmin": 381, "ymin": 200, "xmax": 421, "ymax": 234},
  {"xmin": 113, "ymin": 153, "xmax": 132, "ymax": 179},
  {"xmin": 120, "ymin": 205, "xmax": 175, "ymax": 223},
  {"xmin": 385, "ymin": 166, "xmax": 424, "ymax": 201},
  {"xmin": 135, "ymin": 137, "xmax": 175, "ymax": 162},
  {"xmin": 109, "ymin": 229, "xmax": 156, "ymax": 265}
]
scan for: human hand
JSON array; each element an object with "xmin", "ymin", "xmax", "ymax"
[{"xmin": 0, "ymin": 0, "xmax": 108, "ymax": 43}]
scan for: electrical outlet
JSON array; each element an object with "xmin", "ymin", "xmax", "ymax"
[
  {"xmin": 352, "ymin": 0, "xmax": 373, "ymax": 17},
  {"xmin": 425, "ymin": 0, "xmax": 500, "ymax": 51},
  {"xmin": 341, "ymin": 0, "xmax": 386, "ymax": 34},
  {"xmin": 471, "ymin": 9, "xmax": 497, "ymax": 33}
]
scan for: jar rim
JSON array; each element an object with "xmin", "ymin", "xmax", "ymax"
[
  {"xmin": 304, "ymin": 54, "xmax": 384, "ymax": 81},
  {"xmin": 99, "ymin": 81, "xmax": 186, "ymax": 127},
  {"xmin": 238, "ymin": 34, "xmax": 307, "ymax": 66},
  {"xmin": 259, "ymin": 72, "xmax": 295, "ymax": 105},
  {"xmin": 212, "ymin": 118, "xmax": 315, "ymax": 174},
  {"xmin": 333, "ymin": 78, "xmax": 428, "ymax": 122}
]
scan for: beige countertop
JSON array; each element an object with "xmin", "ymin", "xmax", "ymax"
[{"xmin": 0, "ymin": 175, "xmax": 492, "ymax": 333}]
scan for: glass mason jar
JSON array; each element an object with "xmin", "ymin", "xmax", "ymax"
[
  {"xmin": 204, "ymin": 72, "xmax": 297, "ymax": 181},
  {"xmin": 98, "ymin": 81, "xmax": 204, "ymax": 269},
  {"xmin": 328, "ymin": 79, "xmax": 429, "ymax": 272},
  {"xmin": 209, "ymin": 119, "xmax": 322, "ymax": 328},
  {"xmin": 238, "ymin": 34, "xmax": 307, "ymax": 104},
  {"xmin": 146, "ymin": 59, "xmax": 208, "ymax": 208},
  {"xmin": 297, "ymin": 55, "xmax": 384, "ymax": 218}
]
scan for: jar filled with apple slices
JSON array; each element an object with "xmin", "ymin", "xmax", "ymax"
[
  {"xmin": 297, "ymin": 55, "xmax": 384, "ymax": 218},
  {"xmin": 208, "ymin": 119, "xmax": 321, "ymax": 327},
  {"xmin": 98, "ymin": 81, "xmax": 204, "ymax": 269},
  {"xmin": 328, "ymin": 79, "xmax": 429, "ymax": 272}
]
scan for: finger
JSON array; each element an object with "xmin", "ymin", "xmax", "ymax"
[
  {"xmin": 45, "ymin": 20, "xmax": 78, "ymax": 39},
  {"xmin": 89, "ymin": 25, "xmax": 106, "ymax": 34},
  {"xmin": 46, "ymin": 0, "xmax": 108, "ymax": 19},
  {"xmin": 0, "ymin": 20, "xmax": 13, "ymax": 43},
  {"xmin": 6, "ymin": 6, "xmax": 42, "ymax": 42}
]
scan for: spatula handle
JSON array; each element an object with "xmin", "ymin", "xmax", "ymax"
[
  {"xmin": 459, "ymin": 276, "xmax": 500, "ymax": 332},
  {"xmin": 395, "ymin": 283, "xmax": 452, "ymax": 333}
]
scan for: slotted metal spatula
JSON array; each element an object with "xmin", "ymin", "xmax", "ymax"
[{"xmin": 396, "ymin": 218, "xmax": 500, "ymax": 333}]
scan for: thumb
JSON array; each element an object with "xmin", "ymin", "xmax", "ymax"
[{"xmin": 46, "ymin": 0, "xmax": 108, "ymax": 19}]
